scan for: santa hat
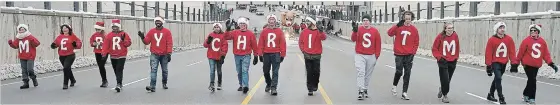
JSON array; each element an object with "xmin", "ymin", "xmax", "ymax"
[
  {"xmin": 237, "ymin": 17, "xmax": 249, "ymax": 26},
  {"xmin": 306, "ymin": 17, "xmax": 316, "ymax": 25},
  {"xmin": 213, "ymin": 23, "xmax": 223, "ymax": 30},
  {"xmin": 529, "ymin": 24, "xmax": 542, "ymax": 34},
  {"xmin": 16, "ymin": 24, "xmax": 31, "ymax": 39},
  {"xmin": 493, "ymin": 22, "xmax": 506, "ymax": 35},
  {"xmin": 94, "ymin": 22, "xmax": 105, "ymax": 30},
  {"xmin": 154, "ymin": 16, "xmax": 165, "ymax": 24},
  {"xmin": 112, "ymin": 19, "xmax": 121, "ymax": 29},
  {"xmin": 266, "ymin": 14, "xmax": 277, "ymax": 21}
]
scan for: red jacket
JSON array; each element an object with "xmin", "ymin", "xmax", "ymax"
[
  {"xmin": 516, "ymin": 36, "xmax": 553, "ymax": 68},
  {"xmin": 432, "ymin": 32, "xmax": 460, "ymax": 61},
  {"xmin": 102, "ymin": 31, "xmax": 132, "ymax": 59},
  {"xmin": 299, "ymin": 29, "xmax": 326, "ymax": 55},
  {"xmin": 204, "ymin": 32, "xmax": 229, "ymax": 60},
  {"xmin": 351, "ymin": 26, "xmax": 381, "ymax": 58},
  {"xmin": 8, "ymin": 35, "xmax": 40, "ymax": 60},
  {"xmin": 143, "ymin": 28, "xmax": 173, "ymax": 55},
  {"xmin": 89, "ymin": 32, "xmax": 105, "ymax": 53},
  {"xmin": 485, "ymin": 35, "xmax": 518, "ymax": 66},
  {"xmin": 258, "ymin": 28, "xmax": 287, "ymax": 57},
  {"xmin": 53, "ymin": 34, "xmax": 82, "ymax": 56},
  {"xmin": 387, "ymin": 25, "xmax": 419, "ymax": 55},
  {"xmin": 225, "ymin": 30, "xmax": 259, "ymax": 56}
]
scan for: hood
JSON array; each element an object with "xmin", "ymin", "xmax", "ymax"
[{"xmin": 16, "ymin": 24, "xmax": 31, "ymax": 39}]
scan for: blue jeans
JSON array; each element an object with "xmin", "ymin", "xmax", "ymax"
[
  {"xmin": 149, "ymin": 54, "xmax": 169, "ymax": 88},
  {"xmin": 208, "ymin": 59, "xmax": 223, "ymax": 84},
  {"xmin": 262, "ymin": 53, "xmax": 281, "ymax": 89},
  {"xmin": 235, "ymin": 55, "xmax": 251, "ymax": 87},
  {"xmin": 489, "ymin": 62, "xmax": 506, "ymax": 97}
]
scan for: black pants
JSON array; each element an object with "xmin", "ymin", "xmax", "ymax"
[
  {"xmin": 438, "ymin": 60, "xmax": 457, "ymax": 96},
  {"xmin": 262, "ymin": 53, "xmax": 281, "ymax": 89},
  {"xmin": 95, "ymin": 53, "xmax": 108, "ymax": 83},
  {"xmin": 523, "ymin": 66, "xmax": 539, "ymax": 99},
  {"xmin": 111, "ymin": 58, "xmax": 126, "ymax": 85},
  {"xmin": 305, "ymin": 58, "xmax": 321, "ymax": 91},
  {"xmin": 59, "ymin": 54, "xmax": 76, "ymax": 85},
  {"xmin": 489, "ymin": 62, "xmax": 506, "ymax": 97},
  {"xmin": 393, "ymin": 55, "xmax": 414, "ymax": 93}
]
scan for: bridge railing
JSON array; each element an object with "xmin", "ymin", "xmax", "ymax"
[{"xmin": 1, "ymin": 7, "xmax": 223, "ymax": 64}]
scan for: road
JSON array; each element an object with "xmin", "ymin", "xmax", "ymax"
[{"xmin": 2, "ymin": 6, "xmax": 560, "ymax": 104}]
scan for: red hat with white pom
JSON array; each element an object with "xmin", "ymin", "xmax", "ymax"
[{"xmin": 94, "ymin": 22, "xmax": 105, "ymax": 30}]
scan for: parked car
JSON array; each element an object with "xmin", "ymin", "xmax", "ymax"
[
  {"xmin": 255, "ymin": 11, "xmax": 264, "ymax": 15},
  {"xmin": 249, "ymin": 6, "xmax": 257, "ymax": 13}
]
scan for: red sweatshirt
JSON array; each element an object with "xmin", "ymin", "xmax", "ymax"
[
  {"xmin": 351, "ymin": 26, "xmax": 381, "ymax": 58},
  {"xmin": 432, "ymin": 32, "xmax": 460, "ymax": 61},
  {"xmin": 8, "ymin": 35, "xmax": 40, "ymax": 60},
  {"xmin": 258, "ymin": 28, "xmax": 287, "ymax": 57},
  {"xmin": 225, "ymin": 30, "xmax": 259, "ymax": 56},
  {"xmin": 516, "ymin": 36, "xmax": 553, "ymax": 68},
  {"xmin": 203, "ymin": 32, "xmax": 229, "ymax": 60},
  {"xmin": 387, "ymin": 25, "xmax": 420, "ymax": 55},
  {"xmin": 102, "ymin": 31, "xmax": 132, "ymax": 59},
  {"xmin": 485, "ymin": 35, "xmax": 518, "ymax": 66},
  {"xmin": 89, "ymin": 32, "xmax": 105, "ymax": 53},
  {"xmin": 143, "ymin": 28, "xmax": 173, "ymax": 55},
  {"xmin": 53, "ymin": 34, "xmax": 82, "ymax": 56},
  {"xmin": 299, "ymin": 29, "xmax": 326, "ymax": 55}
]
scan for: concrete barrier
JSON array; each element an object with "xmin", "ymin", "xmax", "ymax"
[
  {"xmin": 1, "ymin": 7, "xmax": 221, "ymax": 64},
  {"xmin": 330, "ymin": 12, "xmax": 560, "ymax": 63}
]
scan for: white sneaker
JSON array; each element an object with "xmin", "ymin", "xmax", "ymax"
[
  {"xmin": 391, "ymin": 86, "xmax": 397, "ymax": 96},
  {"xmin": 401, "ymin": 92, "xmax": 410, "ymax": 100}
]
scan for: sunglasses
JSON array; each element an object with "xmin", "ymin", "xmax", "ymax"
[{"xmin": 530, "ymin": 30, "xmax": 537, "ymax": 32}]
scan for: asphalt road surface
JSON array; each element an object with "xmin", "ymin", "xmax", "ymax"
[{"xmin": 2, "ymin": 6, "xmax": 560, "ymax": 104}]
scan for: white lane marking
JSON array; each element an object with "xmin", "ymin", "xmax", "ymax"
[
  {"xmin": 119, "ymin": 60, "xmax": 203, "ymax": 88},
  {"xmin": 1, "ymin": 48, "xmax": 204, "ymax": 86},
  {"xmin": 385, "ymin": 65, "xmax": 396, "ymax": 69},
  {"xmin": 465, "ymin": 92, "xmax": 500, "ymax": 104},
  {"xmin": 324, "ymin": 45, "xmax": 344, "ymax": 52}
]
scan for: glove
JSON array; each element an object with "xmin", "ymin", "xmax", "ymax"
[
  {"xmin": 206, "ymin": 36, "xmax": 214, "ymax": 45},
  {"xmin": 220, "ymin": 56, "xmax": 225, "ymax": 64},
  {"xmin": 50, "ymin": 43, "xmax": 57, "ymax": 49},
  {"xmin": 351, "ymin": 21, "xmax": 358, "ymax": 33},
  {"xmin": 253, "ymin": 55, "xmax": 258, "ymax": 65},
  {"xmin": 549, "ymin": 63, "xmax": 558, "ymax": 73},
  {"xmin": 259, "ymin": 56, "xmax": 263, "ymax": 62},
  {"xmin": 486, "ymin": 66, "xmax": 493, "ymax": 76},
  {"xmin": 510, "ymin": 64, "xmax": 519, "ymax": 73},
  {"xmin": 137, "ymin": 31, "xmax": 145, "ymax": 39},
  {"xmin": 397, "ymin": 20, "xmax": 405, "ymax": 27},
  {"xmin": 8, "ymin": 40, "xmax": 12, "ymax": 45},
  {"xmin": 167, "ymin": 54, "xmax": 172, "ymax": 62},
  {"xmin": 280, "ymin": 57, "xmax": 284, "ymax": 63},
  {"xmin": 72, "ymin": 41, "xmax": 77, "ymax": 47},
  {"xmin": 120, "ymin": 34, "xmax": 126, "ymax": 41}
]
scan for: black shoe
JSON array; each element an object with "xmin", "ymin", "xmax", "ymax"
[
  {"xmin": 313, "ymin": 87, "xmax": 318, "ymax": 92},
  {"xmin": 364, "ymin": 90, "xmax": 369, "ymax": 98},
  {"xmin": 114, "ymin": 84, "xmax": 122, "ymax": 92},
  {"xmin": 217, "ymin": 83, "xmax": 222, "ymax": 90},
  {"xmin": 62, "ymin": 85, "xmax": 68, "ymax": 90},
  {"xmin": 31, "ymin": 78, "xmax": 38, "ymax": 87},
  {"xmin": 442, "ymin": 95, "xmax": 450, "ymax": 103},
  {"xmin": 308, "ymin": 90, "xmax": 314, "ymax": 96},
  {"xmin": 208, "ymin": 83, "xmax": 215, "ymax": 92},
  {"xmin": 243, "ymin": 87, "xmax": 249, "ymax": 94},
  {"xmin": 163, "ymin": 84, "xmax": 168, "ymax": 89},
  {"xmin": 498, "ymin": 96, "xmax": 506, "ymax": 104},
  {"xmin": 238, "ymin": 87, "xmax": 243, "ymax": 91},
  {"xmin": 401, "ymin": 92, "xmax": 410, "ymax": 100},
  {"xmin": 487, "ymin": 93, "xmax": 497, "ymax": 102},
  {"xmin": 70, "ymin": 80, "xmax": 76, "ymax": 87},
  {"xmin": 265, "ymin": 85, "xmax": 271, "ymax": 92},
  {"xmin": 20, "ymin": 81, "xmax": 29, "ymax": 89},
  {"xmin": 438, "ymin": 87, "xmax": 443, "ymax": 98},
  {"xmin": 145, "ymin": 86, "xmax": 156, "ymax": 92},
  {"xmin": 100, "ymin": 82, "xmax": 108, "ymax": 88},
  {"xmin": 357, "ymin": 92, "xmax": 364, "ymax": 100}
]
